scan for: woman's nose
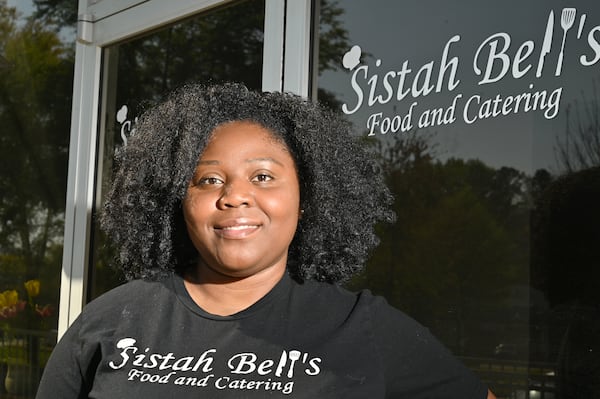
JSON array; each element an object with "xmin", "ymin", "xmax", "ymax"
[{"xmin": 217, "ymin": 181, "xmax": 252, "ymax": 209}]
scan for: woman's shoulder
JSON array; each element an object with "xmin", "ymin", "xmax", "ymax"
[
  {"xmin": 297, "ymin": 279, "xmax": 390, "ymax": 307},
  {"xmin": 80, "ymin": 276, "xmax": 174, "ymax": 321},
  {"xmin": 297, "ymin": 283, "xmax": 488, "ymax": 397},
  {"xmin": 292, "ymin": 279, "xmax": 411, "ymax": 325}
]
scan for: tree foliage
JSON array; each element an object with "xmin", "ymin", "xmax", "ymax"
[
  {"xmin": 348, "ymin": 134, "xmax": 534, "ymax": 356},
  {"xmin": 114, "ymin": 0, "xmax": 265, "ymax": 116},
  {"xmin": 0, "ymin": 4, "xmax": 73, "ymax": 317},
  {"xmin": 555, "ymin": 79, "xmax": 600, "ymax": 173},
  {"xmin": 32, "ymin": 0, "xmax": 77, "ymax": 26}
]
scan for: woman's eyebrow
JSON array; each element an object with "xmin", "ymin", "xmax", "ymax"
[
  {"xmin": 246, "ymin": 157, "xmax": 283, "ymax": 166},
  {"xmin": 197, "ymin": 157, "xmax": 283, "ymax": 166}
]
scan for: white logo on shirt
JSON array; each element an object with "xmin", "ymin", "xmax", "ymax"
[{"xmin": 107, "ymin": 337, "xmax": 322, "ymax": 395}]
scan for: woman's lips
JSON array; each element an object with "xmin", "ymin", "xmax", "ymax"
[{"xmin": 214, "ymin": 223, "xmax": 260, "ymax": 239}]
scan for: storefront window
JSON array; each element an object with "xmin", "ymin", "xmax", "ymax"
[
  {"xmin": 315, "ymin": 0, "xmax": 600, "ymax": 397},
  {"xmin": 0, "ymin": 0, "xmax": 74, "ymax": 395},
  {"xmin": 89, "ymin": 0, "xmax": 266, "ymax": 300}
]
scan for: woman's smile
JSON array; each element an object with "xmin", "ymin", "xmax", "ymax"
[{"xmin": 214, "ymin": 219, "xmax": 261, "ymax": 239}]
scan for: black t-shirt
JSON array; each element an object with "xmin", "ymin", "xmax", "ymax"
[{"xmin": 36, "ymin": 273, "xmax": 488, "ymax": 398}]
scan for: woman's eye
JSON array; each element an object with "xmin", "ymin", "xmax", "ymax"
[
  {"xmin": 198, "ymin": 177, "xmax": 223, "ymax": 185},
  {"xmin": 252, "ymin": 174, "xmax": 273, "ymax": 183}
]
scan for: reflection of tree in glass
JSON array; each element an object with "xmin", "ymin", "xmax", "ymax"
[
  {"xmin": 555, "ymin": 78, "xmax": 600, "ymax": 173},
  {"xmin": 348, "ymin": 133, "xmax": 532, "ymax": 358},
  {"xmin": 114, "ymin": 0, "xmax": 265, "ymax": 117},
  {"xmin": 32, "ymin": 0, "xmax": 77, "ymax": 26},
  {"xmin": 531, "ymin": 167, "xmax": 600, "ymax": 397},
  {"xmin": 315, "ymin": 0, "xmax": 351, "ymax": 108},
  {"xmin": 0, "ymin": 5, "xmax": 73, "ymax": 328}
]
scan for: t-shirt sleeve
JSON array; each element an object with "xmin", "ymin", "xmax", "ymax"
[
  {"xmin": 36, "ymin": 315, "xmax": 98, "ymax": 399},
  {"xmin": 367, "ymin": 295, "xmax": 488, "ymax": 399}
]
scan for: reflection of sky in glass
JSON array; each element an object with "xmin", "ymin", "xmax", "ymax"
[
  {"xmin": 318, "ymin": 0, "xmax": 600, "ymax": 175},
  {"xmin": 7, "ymin": 0, "xmax": 75, "ymax": 42},
  {"xmin": 7, "ymin": 0, "xmax": 33, "ymax": 17}
]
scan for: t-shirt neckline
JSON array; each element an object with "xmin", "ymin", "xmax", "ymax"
[{"xmin": 171, "ymin": 271, "xmax": 291, "ymax": 321}]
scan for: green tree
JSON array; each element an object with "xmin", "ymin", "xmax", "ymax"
[
  {"xmin": 0, "ymin": 5, "xmax": 73, "ymax": 325},
  {"xmin": 115, "ymin": 0, "xmax": 265, "ymax": 112},
  {"xmin": 349, "ymin": 135, "xmax": 531, "ymax": 356},
  {"xmin": 32, "ymin": 0, "xmax": 77, "ymax": 26}
]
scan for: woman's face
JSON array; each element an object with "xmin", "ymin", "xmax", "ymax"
[{"xmin": 183, "ymin": 121, "xmax": 301, "ymax": 279}]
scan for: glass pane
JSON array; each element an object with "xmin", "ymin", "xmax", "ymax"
[
  {"xmin": 315, "ymin": 0, "xmax": 600, "ymax": 397},
  {"xmin": 89, "ymin": 0, "xmax": 266, "ymax": 300},
  {"xmin": 0, "ymin": 0, "xmax": 75, "ymax": 395}
]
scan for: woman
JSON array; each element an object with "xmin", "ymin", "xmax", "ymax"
[{"xmin": 37, "ymin": 83, "xmax": 495, "ymax": 398}]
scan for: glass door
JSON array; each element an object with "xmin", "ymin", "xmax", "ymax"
[
  {"xmin": 90, "ymin": 0, "xmax": 267, "ymax": 300},
  {"xmin": 61, "ymin": 0, "xmax": 289, "ymax": 335}
]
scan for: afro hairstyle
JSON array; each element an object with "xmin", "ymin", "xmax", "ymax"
[{"xmin": 101, "ymin": 82, "xmax": 395, "ymax": 283}]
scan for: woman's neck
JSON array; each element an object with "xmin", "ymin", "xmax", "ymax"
[{"xmin": 183, "ymin": 262, "xmax": 286, "ymax": 316}]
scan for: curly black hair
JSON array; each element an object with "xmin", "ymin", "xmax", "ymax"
[{"xmin": 101, "ymin": 83, "xmax": 395, "ymax": 283}]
